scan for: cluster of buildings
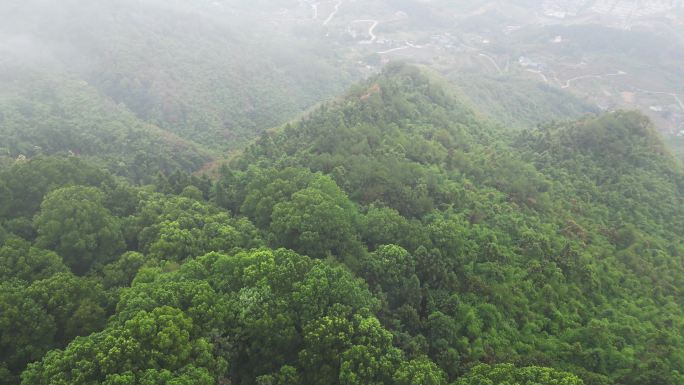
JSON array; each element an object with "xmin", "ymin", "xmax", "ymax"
[
  {"xmin": 542, "ymin": 0, "xmax": 584, "ymax": 19},
  {"xmin": 588, "ymin": 0, "xmax": 681, "ymax": 18},
  {"xmin": 542, "ymin": 0, "xmax": 682, "ymax": 27}
]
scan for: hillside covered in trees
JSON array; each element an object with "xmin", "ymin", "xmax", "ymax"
[
  {"xmin": 1, "ymin": 64, "xmax": 683, "ymax": 385},
  {"xmin": 0, "ymin": 0, "xmax": 355, "ymax": 152},
  {"xmin": 0, "ymin": 69, "xmax": 212, "ymax": 182}
]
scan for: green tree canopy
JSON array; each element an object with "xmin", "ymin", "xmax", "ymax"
[
  {"xmin": 34, "ymin": 186, "xmax": 124, "ymax": 274},
  {"xmin": 21, "ymin": 306, "xmax": 224, "ymax": 385},
  {"xmin": 270, "ymin": 176, "xmax": 362, "ymax": 259},
  {"xmin": 0, "ymin": 281, "xmax": 56, "ymax": 384},
  {"xmin": 0, "ymin": 236, "xmax": 67, "ymax": 282},
  {"xmin": 454, "ymin": 363, "xmax": 584, "ymax": 385}
]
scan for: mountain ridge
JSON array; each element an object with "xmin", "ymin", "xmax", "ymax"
[
  {"xmin": 1, "ymin": 63, "xmax": 683, "ymax": 385},
  {"xmin": 212, "ymin": 64, "xmax": 684, "ymax": 384}
]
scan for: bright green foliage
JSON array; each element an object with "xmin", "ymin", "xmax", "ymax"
[
  {"xmin": 24, "ymin": 248, "xmax": 420, "ymax": 385},
  {"xmin": 133, "ymin": 194, "xmax": 263, "ymax": 262},
  {"xmin": 34, "ymin": 186, "xmax": 124, "ymax": 275},
  {"xmin": 21, "ymin": 306, "xmax": 223, "ymax": 385},
  {"xmin": 393, "ymin": 357, "xmax": 447, "ymax": 385},
  {"xmin": 299, "ymin": 310, "xmax": 401, "ymax": 385},
  {"xmin": 216, "ymin": 64, "xmax": 684, "ymax": 384},
  {"xmin": 231, "ymin": 64, "xmax": 488, "ymax": 218},
  {"xmin": 454, "ymin": 363, "xmax": 584, "ymax": 385}
]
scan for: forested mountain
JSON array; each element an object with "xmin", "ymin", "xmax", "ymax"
[
  {"xmin": 219, "ymin": 64, "xmax": 684, "ymax": 384},
  {"xmin": 0, "ymin": 0, "xmax": 354, "ymax": 151},
  {"xmin": 0, "ymin": 68, "xmax": 211, "ymax": 182},
  {"xmin": 448, "ymin": 75, "xmax": 598, "ymax": 130},
  {"xmin": 1, "ymin": 64, "xmax": 683, "ymax": 385}
]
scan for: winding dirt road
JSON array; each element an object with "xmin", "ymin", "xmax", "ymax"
[
  {"xmin": 352, "ymin": 19, "xmax": 378, "ymax": 44},
  {"xmin": 323, "ymin": 1, "xmax": 342, "ymax": 25},
  {"xmin": 478, "ymin": 53, "xmax": 503, "ymax": 75},
  {"xmin": 633, "ymin": 87, "xmax": 684, "ymax": 111},
  {"xmin": 377, "ymin": 46, "xmax": 409, "ymax": 54},
  {"xmin": 561, "ymin": 71, "xmax": 627, "ymax": 89}
]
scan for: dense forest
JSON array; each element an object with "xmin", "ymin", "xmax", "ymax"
[
  {"xmin": 1, "ymin": 63, "xmax": 683, "ymax": 385},
  {"xmin": 0, "ymin": 0, "xmax": 355, "ymax": 151},
  {"xmin": 0, "ymin": 68, "xmax": 212, "ymax": 182},
  {"xmin": 448, "ymin": 74, "xmax": 597, "ymax": 130}
]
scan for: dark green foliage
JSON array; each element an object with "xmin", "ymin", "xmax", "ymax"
[
  {"xmin": 26, "ymin": 273, "xmax": 108, "ymax": 345},
  {"xmin": 100, "ymin": 251, "xmax": 151, "ymax": 289},
  {"xmin": 269, "ymin": 176, "xmax": 363, "ymax": 259},
  {"xmin": 359, "ymin": 205, "xmax": 413, "ymax": 250},
  {"xmin": 34, "ymin": 186, "xmax": 125, "ymax": 275},
  {"xmin": 132, "ymin": 193, "xmax": 264, "ymax": 262},
  {"xmin": 0, "ymin": 157, "xmax": 112, "ymax": 219},
  {"xmin": 0, "ymin": 281, "xmax": 56, "ymax": 384},
  {"xmin": 156, "ymin": 170, "xmax": 213, "ymax": 200},
  {"xmin": 0, "ymin": 237, "xmax": 68, "ymax": 282}
]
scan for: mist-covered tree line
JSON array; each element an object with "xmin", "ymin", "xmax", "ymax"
[
  {"xmin": 1, "ymin": 64, "xmax": 683, "ymax": 385},
  {"xmin": 0, "ymin": 0, "xmax": 354, "ymax": 154}
]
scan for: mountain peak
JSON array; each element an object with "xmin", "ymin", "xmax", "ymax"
[{"xmin": 523, "ymin": 110, "xmax": 677, "ymax": 169}]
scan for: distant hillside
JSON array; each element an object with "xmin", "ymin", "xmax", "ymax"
[
  {"xmin": 516, "ymin": 110, "xmax": 684, "ymax": 243},
  {"xmin": 665, "ymin": 136, "xmax": 684, "ymax": 165},
  {"xmin": 449, "ymin": 74, "xmax": 598, "ymax": 129},
  {"xmin": 0, "ymin": 0, "xmax": 356, "ymax": 150},
  {"xmin": 0, "ymin": 68, "xmax": 211, "ymax": 183}
]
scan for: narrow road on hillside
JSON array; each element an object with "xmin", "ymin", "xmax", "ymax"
[
  {"xmin": 632, "ymin": 87, "xmax": 684, "ymax": 111},
  {"xmin": 561, "ymin": 71, "xmax": 627, "ymax": 89},
  {"xmin": 377, "ymin": 41, "xmax": 423, "ymax": 55},
  {"xmin": 311, "ymin": 3, "xmax": 318, "ymax": 19},
  {"xmin": 323, "ymin": 1, "xmax": 342, "ymax": 25},
  {"xmin": 478, "ymin": 53, "xmax": 503, "ymax": 75},
  {"xmin": 377, "ymin": 46, "xmax": 409, "ymax": 54},
  {"xmin": 352, "ymin": 19, "xmax": 379, "ymax": 44},
  {"xmin": 526, "ymin": 69, "xmax": 549, "ymax": 83}
]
